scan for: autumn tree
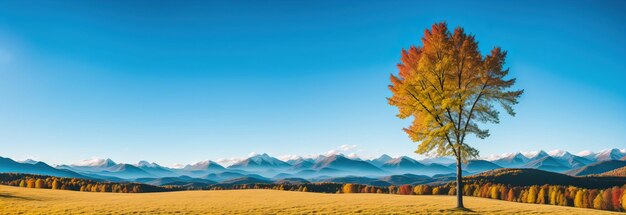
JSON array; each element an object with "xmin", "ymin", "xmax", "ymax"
[
  {"xmin": 388, "ymin": 22, "xmax": 522, "ymax": 209},
  {"xmin": 507, "ymin": 188, "xmax": 515, "ymax": 202},
  {"xmin": 621, "ymin": 192, "xmax": 626, "ymax": 211},
  {"xmin": 342, "ymin": 184, "xmax": 357, "ymax": 194},
  {"xmin": 500, "ymin": 186, "xmax": 508, "ymax": 200},
  {"xmin": 26, "ymin": 179, "xmax": 35, "ymax": 188},
  {"xmin": 574, "ymin": 190, "xmax": 584, "ymax": 208},
  {"xmin": 527, "ymin": 186, "xmax": 538, "ymax": 203},
  {"xmin": 581, "ymin": 190, "xmax": 589, "ymax": 208},
  {"xmin": 490, "ymin": 186, "xmax": 499, "ymax": 199},
  {"xmin": 610, "ymin": 187, "xmax": 622, "ymax": 211},
  {"xmin": 537, "ymin": 187, "xmax": 547, "ymax": 204},
  {"xmin": 448, "ymin": 186, "xmax": 456, "ymax": 196},
  {"xmin": 432, "ymin": 187, "xmax": 442, "ymax": 195},
  {"xmin": 594, "ymin": 194, "xmax": 603, "ymax": 210},
  {"xmin": 398, "ymin": 185, "xmax": 413, "ymax": 195},
  {"xmin": 52, "ymin": 179, "xmax": 60, "ymax": 190},
  {"xmin": 34, "ymin": 179, "xmax": 45, "ymax": 188}
]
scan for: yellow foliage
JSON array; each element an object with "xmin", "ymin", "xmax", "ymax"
[
  {"xmin": 621, "ymin": 192, "xmax": 626, "ymax": 211},
  {"xmin": 27, "ymin": 179, "xmax": 35, "ymax": 188},
  {"xmin": 432, "ymin": 187, "xmax": 440, "ymax": 195},
  {"xmin": 527, "ymin": 186, "xmax": 537, "ymax": 204},
  {"xmin": 593, "ymin": 194, "xmax": 602, "ymax": 209},
  {"xmin": 388, "ymin": 22, "xmax": 523, "ymax": 162},
  {"xmin": 342, "ymin": 184, "xmax": 357, "ymax": 194},
  {"xmin": 34, "ymin": 179, "xmax": 45, "ymax": 189},
  {"xmin": 51, "ymin": 179, "xmax": 60, "ymax": 190},
  {"xmin": 574, "ymin": 190, "xmax": 584, "ymax": 208},
  {"xmin": 490, "ymin": 186, "xmax": 499, "ymax": 199}
]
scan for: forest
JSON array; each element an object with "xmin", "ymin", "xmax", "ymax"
[{"xmin": 0, "ymin": 173, "xmax": 180, "ymax": 193}]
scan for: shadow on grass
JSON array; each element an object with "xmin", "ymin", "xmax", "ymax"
[
  {"xmin": 0, "ymin": 192, "xmax": 38, "ymax": 201},
  {"xmin": 439, "ymin": 207, "xmax": 478, "ymax": 214}
]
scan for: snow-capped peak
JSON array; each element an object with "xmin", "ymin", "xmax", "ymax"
[
  {"xmin": 418, "ymin": 156, "xmax": 455, "ymax": 164},
  {"xmin": 547, "ymin": 149, "xmax": 574, "ymax": 159},
  {"xmin": 521, "ymin": 150, "xmax": 548, "ymax": 159},
  {"xmin": 368, "ymin": 154, "xmax": 393, "ymax": 164},
  {"xmin": 184, "ymin": 160, "xmax": 223, "ymax": 170},
  {"xmin": 136, "ymin": 160, "xmax": 159, "ymax": 168},
  {"xmin": 377, "ymin": 154, "xmax": 392, "ymax": 160},
  {"xmin": 595, "ymin": 148, "xmax": 625, "ymax": 161},
  {"xmin": 483, "ymin": 152, "xmax": 514, "ymax": 161},
  {"xmin": 346, "ymin": 153, "xmax": 360, "ymax": 160},
  {"xmin": 20, "ymin": 159, "xmax": 39, "ymax": 164},
  {"xmin": 548, "ymin": 149, "xmax": 566, "ymax": 157},
  {"xmin": 73, "ymin": 158, "xmax": 116, "ymax": 167},
  {"xmin": 250, "ymin": 153, "xmax": 272, "ymax": 162},
  {"xmin": 576, "ymin": 150, "xmax": 595, "ymax": 157},
  {"xmin": 248, "ymin": 153, "xmax": 287, "ymax": 166},
  {"xmin": 386, "ymin": 156, "xmax": 416, "ymax": 164},
  {"xmin": 279, "ymin": 155, "xmax": 302, "ymax": 162}
]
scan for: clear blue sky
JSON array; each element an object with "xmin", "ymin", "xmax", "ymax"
[{"xmin": 0, "ymin": 0, "xmax": 624, "ymax": 166}]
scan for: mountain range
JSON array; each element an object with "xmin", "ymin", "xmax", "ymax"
[{"xmin": 2, "ymin": 148, "xmax": 625, "ymax": 187}]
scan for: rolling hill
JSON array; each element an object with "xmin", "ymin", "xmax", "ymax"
[
  {"xmin": 135, "ymin": 176, "xmax": 217, "ymax": 186},
  {"xmin": 462, "ymin": 160, "xmax": 502, "ymax": 173},
  {"xmin": 597, "ymin": 166, "xmax": 626, "ymax": 177},
  {"xmin": 565, "ymin": 160, "xmax": 626, "ymax": 176},
  {"xmin": 378, "ymin": 174, "xmax": 432, "ymax": 185},
  {"xmin": 465, "ymin": 168, "xmax": 626, "ymax": 189},
  {"xmin": 319, "ymin": 176, "xmax": 391, "ymax": 187},
  {"xmin": 218, "ymin": 176, "xmax": 273, "ymax": 185},
  {"xmin": 275, "ymin": 178, "xmax": 310, "ymax": 184}
]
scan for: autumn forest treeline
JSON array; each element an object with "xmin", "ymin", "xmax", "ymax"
[
  {"xmin": 2, "ymin": 173, "xmax": 625, "ymax": 212},
  {"xmin": 0, "ymin": 173, "xmax": 180, "ymax": 193}
]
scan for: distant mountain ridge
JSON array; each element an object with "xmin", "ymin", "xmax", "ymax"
[
  {"xmin": 230, "ymin": 153, "xmax": 291, "ymax": 170},
  {"xmin": 312, "ymin": 154, "xmax": 385, "ymax": 175},
  {"xmin": 0, "ymin": 157, "xmax": 85, "ymax": 178},
  {"xmin": 523, "ymin": 156, "xmax": 570, "ymax": 172},
  {"xmin": 1, "ymin": 148, "xmax": 625, "ymax": 185}
]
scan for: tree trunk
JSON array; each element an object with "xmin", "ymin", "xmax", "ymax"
[{"xmin": 456, "ymin": 156, "xmax": 465, "ymax": 209}]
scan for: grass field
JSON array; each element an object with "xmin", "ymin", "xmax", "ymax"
[{"xmin": 0, "ymin": 185, "xmax": 621, "ymax": 214}]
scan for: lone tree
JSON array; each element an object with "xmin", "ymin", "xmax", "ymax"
[{"xmin": 387, "ymin": 22, "xmax": 523, "ymax": 209}]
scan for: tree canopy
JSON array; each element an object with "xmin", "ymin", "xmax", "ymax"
[{"xmin": 388, "ymin": 22, "xmax": 523, "ymax": 161}]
